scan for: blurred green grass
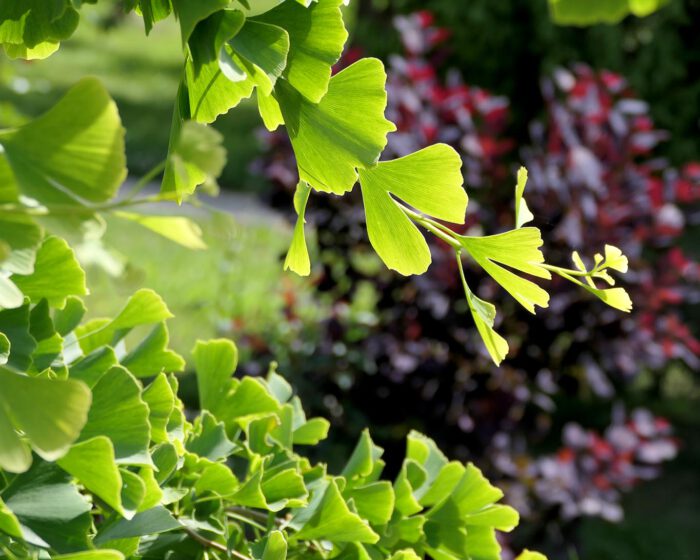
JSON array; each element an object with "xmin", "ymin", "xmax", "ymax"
[{"xmin": 0, "ymin": 5, "xmax": 264, "ymax": 190}]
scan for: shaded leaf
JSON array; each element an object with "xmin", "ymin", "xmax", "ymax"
[{"xmin": 0, "ymin": 368, "xmax": 90, "ymax": 472}]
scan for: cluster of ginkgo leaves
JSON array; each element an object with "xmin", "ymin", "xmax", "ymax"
[
  {"xmin": 0, "ymin": 265, "xmax": 547, "ymax": 560},
  {"xmin": 0, "ymin": 0, "xmax": 632, "ymax": 365},
  {"xmin": 0, "ymin": 1, "xmax": 638, "ymax": 558}
]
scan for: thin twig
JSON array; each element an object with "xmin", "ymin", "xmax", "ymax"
[{"xmin": 182, "ymin": 525, "xmax": 252, "ymax": 560}]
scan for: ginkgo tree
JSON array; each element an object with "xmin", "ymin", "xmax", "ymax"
[{"xmin": 0, "ymin": 0, "xmax": 633, "ymax": 558}]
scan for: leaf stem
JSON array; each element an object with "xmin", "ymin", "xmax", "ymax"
[
  {"xmin": 0, "ymin": 192, "xmax": 181, "ymax": 218},
  {"xmin": 401, "ymin": 205, "xmax": 462, "ymax": 250},
  {"xmin": 124, "ymin": 160, "xmax": 167, "ymax": 199},
  {"xmin": 539, "ymin": 263, "xmax": 594, "ymax": 277},
  {"xmin": 226, "ymin": 511, "xmax": 268, "ymax": 532},
  {"xmin": 182, "ymin": 524, "xmax": 252, "ymax": 560}
]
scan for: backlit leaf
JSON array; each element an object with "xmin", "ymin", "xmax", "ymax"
[
  {"xmin": 277, "ymin": 58, "xmax": 396, "ymax": 195},
  {"xmin": 284, "ymin": 181, "xmax": 312, "ymax": 276},
  {"xmin": 459, "ymin": 228, "xmax": 551, "ymax": 314},
  {"xmin": 257, "ymin": 0, "xmax": 347, "ymax": 102}
]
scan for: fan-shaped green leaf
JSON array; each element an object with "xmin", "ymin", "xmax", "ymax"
[
  {"xmin": 459, "ymin": 228, "xmax": 550, "ymax": 314},
  {"xmin": 57, "ymin": 437, "xmax": 127, "ymax": 518},
  {"xmin": 12, "ymin": 236, "xmax": 86, "ymax": 308},
  {"xmin": 257, "ymin": 0, "xmax": 347, "ymax": 102},
  {"xmin": 1, "ymin": 461, "xmax": 91, "ymax": 552},
  {"xmin": 193, "ymin": 338, "xmax": 239, "ymax": 416},
  {"xmin": 0, "ymin": 78, "xmax": 126, "ymax": 205},
  {"xmin": 115, "ymin": 213, "xmax": 207, "ymax": 250},
  {"xmin": 0, "ymin": 369, "xmax": 90, "ymax": 471},
  {"xmin": 0, "ymin": 0, "xmax": 79, "ymax": 60},
  {"xmin": 294, "ymin": 479, "xmax": 379, "ymax": 543},
  {"xmin": 121, "ymin": 323, "xmax": 185, "ymax": 379},
  {"xmin": 276, "ymin": 58, "xmax": 396, "ymax": 195},
  {"xmin": 79, "ymin": 366, "xmax": 153, "ymax": 467},
  {"xmin": 161, "ymin": 120, "xmax": 226, "ymax": 203}
]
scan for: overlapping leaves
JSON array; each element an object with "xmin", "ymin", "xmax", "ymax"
[{"xmin": 0, "ymin": 285, "xmax": 543, "ymax": 559}]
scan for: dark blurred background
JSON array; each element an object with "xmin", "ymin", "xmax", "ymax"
[{"xmin": 1, "ymin": 1, "xmax": 698, "ymax": 558}]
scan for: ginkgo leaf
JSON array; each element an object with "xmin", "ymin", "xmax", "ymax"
[
  {"xmin": 0, "ymin": 0, "xmax": 79, "ymax": 60},
  {"xmin": 184, "ymin": 9, "xmax": 287, "ymax": 128},
  {"xmin": 516, "ymin": 550, "xmax": 548, "ymax": 560},
  {"xmin": 257, "ymin": 90, "xmax": 284, "ymax": 131},
  {"xmin": 79, "ymin": 366, "xmax": 153, "ymax": 467},
  {"xmin": 57, "ymin": 436, "xmax": 127, "ymax": 518},
  {"xmin": 360, "ymin": 180, "xmax": 431, "ymax": 276},
  {"xmin": 161, "ymin": 119, "xmax": 226, "ymax": 203},
  {"xmin": 360, "ymin": 144, "xmax": 467, "ymax": 223},
  {"xmin": 256, "ymin": 0, "xmax": 347, "ymax": 102},
  {"xmin": 134, "ymin": 0, "xmax": 172, "ymax": 34},
  {"xmin": 293, "ymin": 479, "xmax": 379, "ymax": 543},
  {"xmin": 0, "ymin": 368, "xmax": 91, "ymax": 472},
  {"xmin": 276, "ymin": 58, "xmax": 396, "ymax": 195},
  {"xmin": 514, "ymin": 167, "xmax": 534, "ymax": 228},
  {"xmin": 74, "ymin": 289, "xmax": 173, "ymax": 354},
  {"xmin": 171, "ymin": 0, "xmax": 230, "ymax": 46},
  {"xmin": 11, "ymin": 236, "xmax": 87, "ymax": 308},
  {"xmin": 121, "ymin": 323, "xmax": 186, "ymax": 378},
  {"xmin": 115, "ymin": 212, "xmax": 207, "ymax": 250},
  {"xmin": 459, "ymin": 228, "xmax": 551, "ymax": 314},
  {"xmin": 581, "ymin": 285, "xmax": 633, "ymax": 312},
  {"xmin": 457, "ymin": 260, "xmax": 509, "ymax": 365},
  {"xmin": 358, "ymin": 144, "xmax": 466, "ymax": 275},
  {"xmin": 548, "ymin": 0, "xmax": 669, "ymax": 25},
  {"xmin": 193, "ymin": 338, "xmax": 239, "ymax": 416},
  {"xmin": 284, "ymin": 181, "xmax": 312, "ymax": 276},
  {"xmin": 187, "ymin": 8, "xmax": 245, "ymax": 75},
  {"xmin": 0, "ymin": 78, "xmax": 126, "ymax": 205},
  {"xmin": 603, "ymin": 244, "xmax": 629, "ymax": 273},
  {"xmin": 230, "ymin": 20, "xmax": 289, "ymax": 95},
  {"xmin": 250, "ymin": 530, "xmax": 287, "ymax": 560}
]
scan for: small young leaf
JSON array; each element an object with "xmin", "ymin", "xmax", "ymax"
[
  {"xmin": 603, "ymin": 244, "xmax": 629, "ymax": 272},
  {"xmin": 514, "ymin": 167, "xmax": 534, "ymax": 228},
  {"xmin": 284, "ymin": 181, "xmax": 312, "ymax": 276},
  {"xmin": 459, "ymin": 228, "xmax": 551, "ymax": 314},
  {"xmin": 250, "ymin": 530, "xmax": 287, "ymax": 560}
]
